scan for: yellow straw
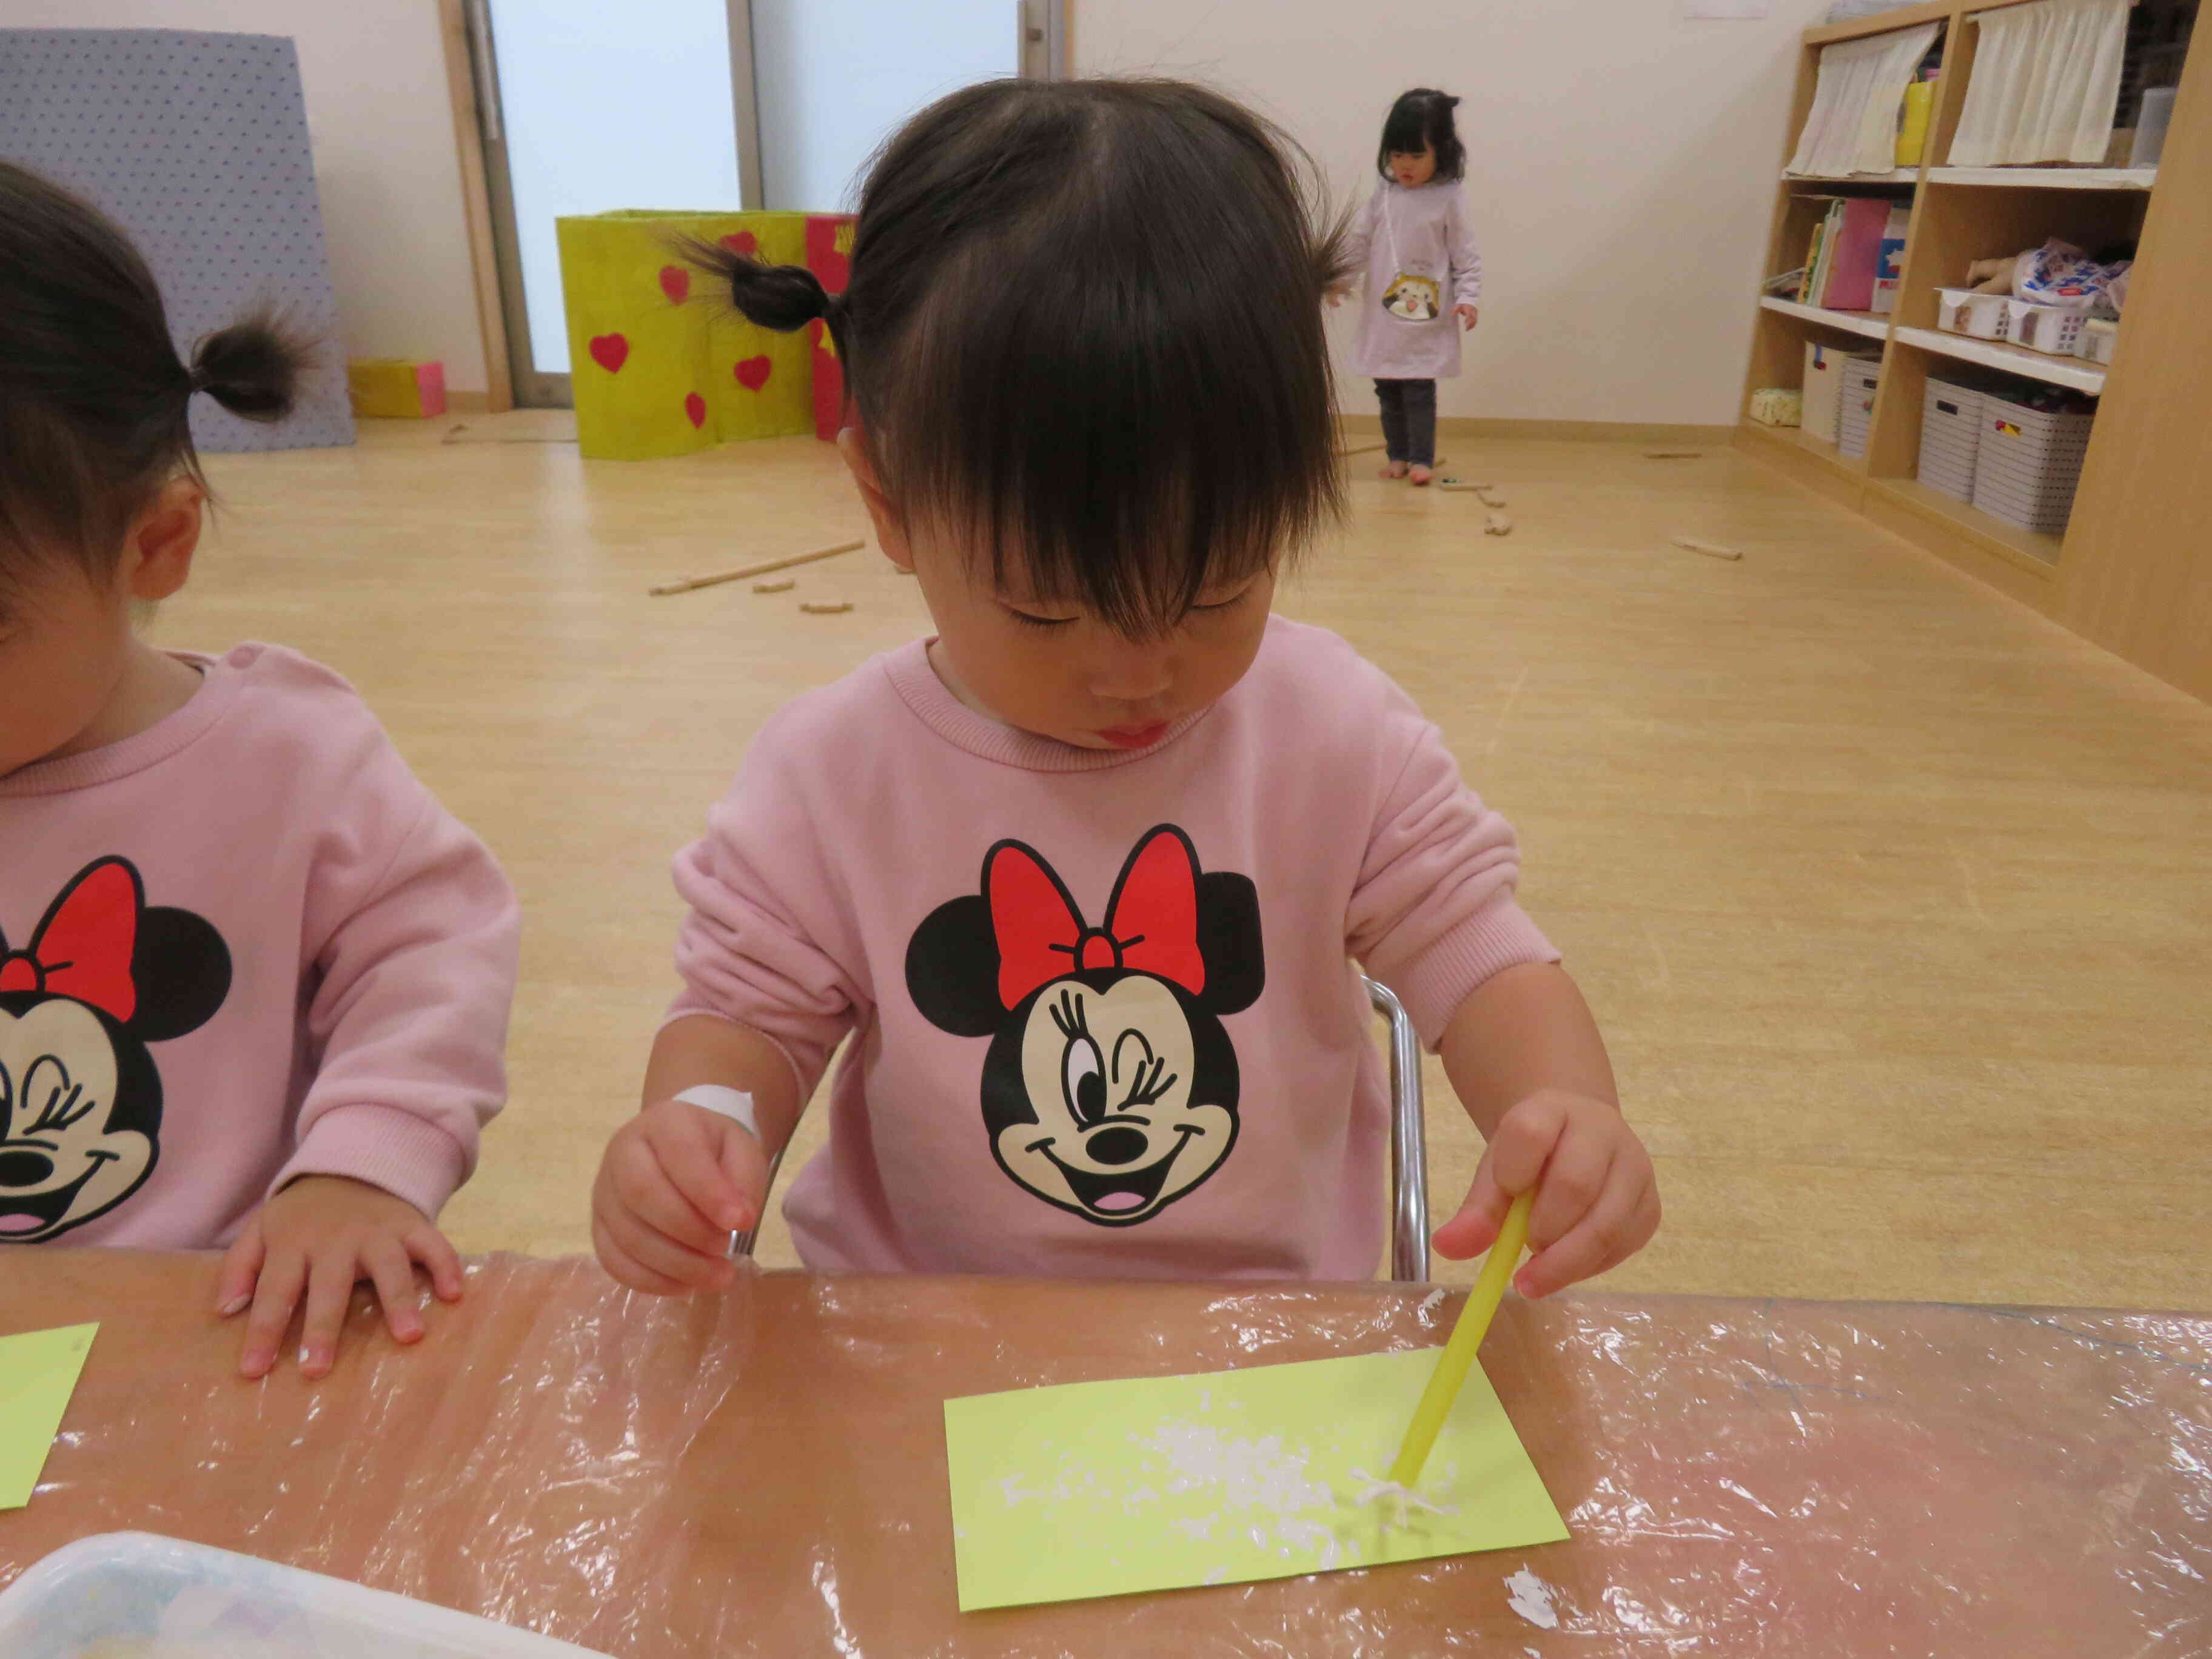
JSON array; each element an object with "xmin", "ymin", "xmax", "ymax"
[{"xmin": 1386, "ymin": 1190, "xmax": 1535, "ymax": 1487}]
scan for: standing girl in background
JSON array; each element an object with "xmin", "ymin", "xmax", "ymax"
[
  {"xmin": 592, "ymin": 79, "xmax": 1657, "ymax": 1298},
  {"xmin": 1339, "ymin": 89, "xmax": 1481, "ymax": 486},
  {"xmin": 0, "ymin": 163, "xmax": 520, "ymax": 1379}
]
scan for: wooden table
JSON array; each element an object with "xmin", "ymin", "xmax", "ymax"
[{"xmin": 2, "ymin": 1254, "xmax": 2207, "ymax": 1654}]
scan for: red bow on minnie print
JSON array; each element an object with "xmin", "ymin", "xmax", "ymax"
[
  {"xmin": 0, "ymin": 858, "xmax": 140, "ymax": 1021},
  {"xmin": 987, "ymin": 827, "xmax": 1206, "ymax": 1010}
]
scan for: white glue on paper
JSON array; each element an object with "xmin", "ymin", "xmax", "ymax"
[
  {"xmin": 1505, "ymin": 1564, "xmax": 1560, "ymax": 1629},
  {"xmin": 1418, "ymin": 1289, "xmax": 1447, "ymax": 1318}
]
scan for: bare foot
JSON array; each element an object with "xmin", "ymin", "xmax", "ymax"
[
  {"xmin": 1379, "ymin": 460, "xmax": 1409, "ymax": 480},
  {"xmin": 1409, "ymin": 465, "xmax": 1433, "ymax": 486}
]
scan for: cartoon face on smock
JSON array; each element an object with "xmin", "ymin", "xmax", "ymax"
[
  {"xmin": 0, "ymin": 1000, "xmax": 150, "ymax": 1241},
  {"xmin": 0, "ymin": 857, "xmax": 230, "ymax": 1242},
  {"xmin": 1382, "ymin": 273, "xmax": 1441, "ymax": 322},
  {"xmin": 999, "ymin": 976, "xmax": 1235, "ymax": 1222},
  {"xmin": 907, "ymin": 825, "xmax": 1264, "ymax": 1228}
]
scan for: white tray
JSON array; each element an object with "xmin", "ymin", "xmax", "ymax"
[{"xmin": 0, "ymin": 1533, "xmax": 611, "ymax": 1659}]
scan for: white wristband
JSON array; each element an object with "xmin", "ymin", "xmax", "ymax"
[{"xmin": 673, "ymin": 1084, "xmax": 759, "ymax": 1138}]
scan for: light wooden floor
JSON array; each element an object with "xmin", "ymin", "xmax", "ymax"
[{"xmin": 163, "ymin": 415, "xmax": 2212, "ymax": 1311}]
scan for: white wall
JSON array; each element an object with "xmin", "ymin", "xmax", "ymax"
[
  {"xmin": 7, "ymin": 1, "xmax": 491, "ymax": 390},
  {"xmin": 1074, "ymin": 1, "xmax": 1833, "ymax": 424}
]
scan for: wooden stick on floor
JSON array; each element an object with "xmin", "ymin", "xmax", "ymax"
[
  {"xmin": 1671, "ymin": 535, "xmax": 1742, "ymax": 561},
  {"xmin": 1338, "ymin": 440, "xmax": 1387, "ymax": 457},
  {"xmin": 650, "ymin": 537, "xmax": 867, "ymax": 597}
]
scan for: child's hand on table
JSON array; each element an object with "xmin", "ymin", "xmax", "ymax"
[
  {"xmin": 591, "ymin": 1098, "xmax": 770, "ymax": 1295},
  {"xmin": 1432, "ymin": 1088, "xmax": 1660, "ymax": 1298},
  {"xmin": 1454, "ymin": 303, "xmax": 1479, "ymax": 330},
  {"xmin": 214, "ymin": 1175, "xmax": 463, "ymax": 1379}
]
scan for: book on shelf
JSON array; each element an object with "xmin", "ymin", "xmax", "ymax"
[
  {"xmin": 1870, "ymin": 203, "xmax": 1911, "ymax": 313},
  {"xmin": 1798, "ymin": 199, "xmax": 1838, "ymax": 304},
  {"xmin": 1819, "ymin": 197, "xmax": 1892, "ymax": 312}
]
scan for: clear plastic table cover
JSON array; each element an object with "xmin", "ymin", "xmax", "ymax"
[{"xmin": 2, "ymin": 1252, "xmax": 2207, "ymax": 1655}]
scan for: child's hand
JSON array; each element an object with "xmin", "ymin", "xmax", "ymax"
[
  {"xmin": 1454, "ymin": 303, "xmax": 1479, "ymax": 330},
  {"xmin": 1432, "ymin": 1089, "xmax": 1658, "ymax": 1298},
  {"xmin": 1325, "ymin": 283, "xmax": 1352, "ymax": 309},
  {"xmin": 591, "ymin": 1098, "xmax": 769, "ymax": 1295},
  {"xmin": 215, "ymin": 1175, "xmax": 463, "ymax": 1380}
]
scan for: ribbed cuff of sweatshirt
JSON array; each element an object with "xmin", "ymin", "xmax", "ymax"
[
  {"xmin": 273, "ymin": 1104, "xmax": 471, "ymax": 1221},
  {"xmin": 1384, "ymin": 897, "xmax": 1562, "ymax": 1051}
]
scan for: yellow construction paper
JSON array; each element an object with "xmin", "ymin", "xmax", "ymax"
[
  {"xmin": 943, "ymin": 1346, "xmax": 1567, "ymax": 1611},
  {"xmin": 0, "ymin": 1322, "xmax": 97, "ymax": 1509}
]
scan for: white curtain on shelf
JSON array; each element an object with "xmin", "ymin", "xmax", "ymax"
[
  {"xmin": 1786, "ymin": 22, "xmax": 1942, "ymax": 176},
  {"xmin": 1949, "ymin": 0, "xmax": 2129, "ymax": 166}
]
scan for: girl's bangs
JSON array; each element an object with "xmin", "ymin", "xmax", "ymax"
[{"xmin": 871, "ymin": 219, "xmax": 1339, "ymax": 637}]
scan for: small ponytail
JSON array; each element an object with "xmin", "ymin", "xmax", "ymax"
[
  {"xmin": 189, "ymin": 312, "xmax": 311, "ymax": 423},
  {"xmin": 677, "ymin": 236, "xmax": 835, "ymax": 334}
]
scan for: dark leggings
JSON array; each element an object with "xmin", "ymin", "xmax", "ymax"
[{"xmin": 1374, "ymin": 378, "xmax": 1436, "ymax": 466}]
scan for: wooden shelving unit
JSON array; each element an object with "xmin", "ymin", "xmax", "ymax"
[
  {"xmin": 1760, "ymin": 295, "xmax": 1892, "ymax": 340},
  {"xmin": 1737, "ymin": 0, "xmax": 2212, "ymax": 702},
  {"xmin": 1928, "ymin": 165, "xmax": 2157, "ymax": 188},
  {"xmin": 1891, "ymin": 324, "xmax": 2108, "ymax": 392}
]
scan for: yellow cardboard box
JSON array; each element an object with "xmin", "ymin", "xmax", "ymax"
[{"xmin": 557, "ymin": 210, "xmax": 814, "ymax": 460}]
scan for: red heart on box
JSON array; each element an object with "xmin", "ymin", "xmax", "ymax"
[
  {"xmin": 659, "ymin": 265, "xmax": 690, "ymax": 304},
  {"xmin": 684, "ymin": 392, "xmax": 707, "ymax": 429},
  {"xmin": 588, "ymin": 333, "xmax": 628, "ymax": 374},
  {"xmin": 720, "ymin": 230, "xmax": 759, "ymax": 257},
  {"xmin": 734, "ymin": 355, "xmax": 772, "ymax": 392}
]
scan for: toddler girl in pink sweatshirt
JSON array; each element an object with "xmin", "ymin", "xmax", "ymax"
[
  {"xmin": 0, "ymin": 164, "xmax": 519, "ymax": 1378},
  {"xmin": 592, "ymin": 80, "xmax": 1657, "ymax": 1294}
]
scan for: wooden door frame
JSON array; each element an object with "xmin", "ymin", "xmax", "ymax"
[{"xmin": 435, "ymin": 0, "xmax": 514, "ymax": 412}]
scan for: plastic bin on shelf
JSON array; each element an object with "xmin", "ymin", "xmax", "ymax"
[
  {"xmin": 1971, "ymin": 389, "xmax": 2096, "ymax": 537},
  {"xmin": 1936, "ymin": 288, "xmax": 2011, "ymax": 341},
  {"xmin": 1919, "ymin": 377, "xmax": 1985, "ymax": 501},
  {"xmin": 2007, "ymin": 299, "xmax": 2091, "ymax": 358},
  {"xmin": 1837, "ymin": 358, "xmax": 1881, "ymax": 458},
  {"xmin": 0, "ymin": 1533, "xmax": 611, "ymax": 1659}
]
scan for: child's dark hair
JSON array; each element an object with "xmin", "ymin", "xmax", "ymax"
[
  {"xmin": 1377, "ymin": 89, "xmax": 1465, "ymax": 182},
  {"xmin": 0, "ymin": 160, "xmax": 310, "ymax": 586},
  {"xmin": 685, "ymin": 78, "xmax": 1351, "ymax": 636}
]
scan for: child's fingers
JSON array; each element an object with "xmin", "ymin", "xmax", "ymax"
[
  {"xmin": 1515, "ymin": 1155, "xmax": 1644, "ymax": 1299},
  {"xmin": 1434, "ymin": 1099, "xmax": 1571, "ymax": 1261},
  {"xmin": 614, "ymin": 1137, "xmax": 741, "ymax": 1255},
  {"xmin": 1485, "ymin": 1096, "xmax": 1570, "ymax": 1198},
  {"xmin": 238, "ymin": 1248, "xmax": 309, "ymax": 1379},
  {"xmin": 593, "ymin": 1215, "xmax": 703, "ymax": 1297},
  {"xmin": 1525, "ymin": 1129, "xmax": 1617, "ymax": 1256},
  {"xmin": 641, "ymin": 1108, "xmax": 757, "ymax": 1235},
  {"xmin": 714, "ymin": 1119, "xmax": 772, "ymax": 1230},
  {"xmin": 362, "ymin": 1238, "xmax": 424, "ymax": 1345},
  {"xmin": 213, "ymin": 1219, "xmax": 266, "ymax": 1318},
  {"xmin": 598, "ymin": 1204, "xmax": 736, "ymax": 1292},
  {"xmin": 1431, "ymin": 1161, "xmax": 1507, "ymax": 1261},
  {"xmin": 295, "ymin": 1248, "xmax": 363, "ymax": 1378},
  {"xmin": 406, "ymin": 1225, "xmax": 466, "ymax": 1303}
]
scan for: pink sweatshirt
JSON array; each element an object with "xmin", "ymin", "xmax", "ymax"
[
  {"xmin": 671, "ymin": 617, "xmax": 1557, "ymax": 1279},
  {"xmin": 0, "ymin": 644, "xmax": 519, "ymax": 1248}
]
